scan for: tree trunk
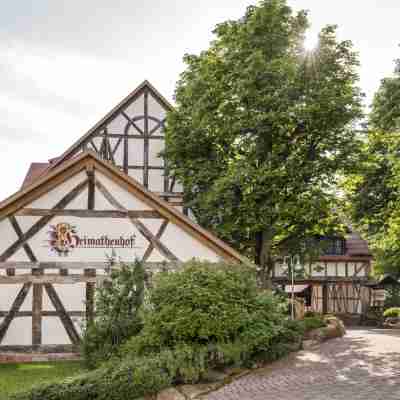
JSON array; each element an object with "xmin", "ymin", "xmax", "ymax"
[{"xmin": 255, "ymin": 230, "xmax": 275, "ymax": 290}]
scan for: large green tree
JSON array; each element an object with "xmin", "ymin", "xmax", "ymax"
[
  {"xmin": 344, "ymin": 60, "xmax": 400, "ymax": 277},
  {"xmin": 165, "ymin": 0, "xmax": 363, "ymax": 284}
]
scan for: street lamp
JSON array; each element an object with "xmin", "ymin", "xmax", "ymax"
[{"xmin": 283, "ymin": 255, "xmax": 302, "ymax": 320}]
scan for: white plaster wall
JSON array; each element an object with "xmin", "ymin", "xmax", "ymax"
[
  {"xmin": 148, "ymin": 94, "xmax": 167, "ymax": 135},
  {"xmin": 95, "ymin": 172, "xmax": 151, "ymax": 210},
  {"xmin": 337, "ymin": 262, "xmax": 346, "ymax": 277},
  {"xmin": 128, "ymin": 169, "xmax": 144, "ymax": 186},
  {"xmin": 124, "ymin": 94, "xmax": 144, "ymax": 120},
  {"xmin": 327, "ymin": 262, "xmax": 336, "ymax": 277},
  {"xmin": 148, "ymin": 169, "xmax": 165, "ymax": 192},
  {"xmin": 347, "ymin": 262, "xmax": 356, "ymax": 276},
  {"xmin": 311, "ymin": 263, "xmax": 326, "ymax": 277},
  {"xmin": 0, "ymin": 219, "xmax": 20, "ymax": 255},
  {"xmin": 149, "ymin": 140, "xmax": 164, "ymax": 167},
  {"xmin": 161, "ymin": 223, "xmax": 220, "ymax": 262},
  {"xmin": 0, "ymin": 167, "xmax": 227, "ymax": 346},
  {"xmin": 107, "ymin": 113, "xmax": 126, "ymax": 136},
  {"xmin": 128, "ymin": 139, "xmax": 144, "ymax": 165},
  {"xmin": 29, "ymin": 172, "xmax": 87, "ymax": 209}
]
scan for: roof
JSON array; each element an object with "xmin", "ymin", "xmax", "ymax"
[
  {"xmin": 364, "ymin": 275, "xmax": 400, "ymax": 288},
  {"xmin": 21, "ymin": 163, "xmax": 50, "ymax": 189},
  {"xmin": 346, "ymin": 232, "xmax": 371, "ymax": 256},
  {"xmin": 1, "ymin": 151, "xmax": 253, "ymax": 268}
]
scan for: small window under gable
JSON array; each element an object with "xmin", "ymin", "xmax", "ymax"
[{"xmin": 319, "ymin": 236, "xmax": 346, "ymax": 256}]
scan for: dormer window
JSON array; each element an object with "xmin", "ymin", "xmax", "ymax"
[{"xmin": 320, "ymin": 237, "xmax": 346, "ymax": 256}]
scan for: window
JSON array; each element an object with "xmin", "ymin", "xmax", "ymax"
[{"xmin": 319, "ymin": 237, "xmax": 346, "ymax": 256}]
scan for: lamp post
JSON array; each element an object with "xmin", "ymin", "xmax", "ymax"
[{"xmin": 283, "ymin": 255, "xmax": 301, "ymax": 320}]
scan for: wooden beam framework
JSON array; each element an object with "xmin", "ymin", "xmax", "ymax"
[
  {"xmin": 16, "ymin": 209, "xmax": 161, "ymax": 219},
  {"xmin": 95, "ymin": 179, "xmax": 179, "ymax": 262}
]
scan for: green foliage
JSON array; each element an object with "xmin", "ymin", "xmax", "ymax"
[
  {"xmin": 81, "ymin": 260, "xmax": 145, "ymax": 368},
  {"xmin": 301, "ymin": 315, "xmax": 326, "ymax": 331},
  {"xmin": 384, "ymin": 287, "xmax": 400, "ymax": 309},
  {"xmin": 164, "ymin": 0, "xmax": 362, "ymax": 282},
  {"xmin": 10, "ymin": 355, "xmax": 173, "ymax": 400},
  {"xmin": 122, "ymin": 261, "xmax": 292, "ymax": 355},
  {"xmin": 13, "ymin": 262, "xmax": 303, "ymax": 400},
  {"xmin": 383, "ymin": 307, "xmax": 400, "ymax": 318},
  {"xmin": 343, "ymin": 58, "xmax": 400, "ymax": 277},
  {"xmin": 0, "ymin": 361, "xmax": 86, "ymax": 398}
]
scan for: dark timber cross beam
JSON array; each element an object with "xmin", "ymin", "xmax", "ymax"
[
  {"xmin": 0, "ymin": 283, "xmax": 32, "ymax": 343},
  {"xmin": 0, "ymin": 179, "xmax": 89, "ymax": 262},
  {"xmin": 95, "ymin": 179, "xmax": 179, "ymax": 262},
  {"xmin": 16, "ymin": 209, "xmax": 161, "ymax": 219},
  {"xmin": 44, "ymin": 284, "xmax": 81, "ymax": 345}
]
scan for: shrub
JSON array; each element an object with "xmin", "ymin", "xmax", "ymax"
[
  {"xmin": 81, "ymin": 260, "xmax": 145, "ymax": 368},
  {"xmin": 383, "ymin": 307, "xmax": 400, "ymax": 318},
  {"xmin": 122, "ymin": 261, "xmax": 302, "ymax": 366},
  {"xmin": 384, "ymin": 287, "xmax": 400, "ymax": 309},
  {"xmin": 301, "ymin": 315, "xmax": 326, "ymax": 332},
  {"xmin": 13, "ymin": 261, "xmax": 304, "ymax": 400}
]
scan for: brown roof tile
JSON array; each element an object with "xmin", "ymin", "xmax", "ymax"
[{"xmin": 21, "ymin": 162, "xmax": 50, "ymax": 189}]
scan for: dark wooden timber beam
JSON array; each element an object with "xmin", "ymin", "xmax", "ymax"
[
  {"xmin": 0, "ymin": 261, "xmax": 182, "ymax": 270},
  {"xmin": 0, "ymin": 179, "xmax": 89, "ymax": 262},
  {"xmin": 0, "ymin": 283, "xmax": 32, "ymax": 343},
  {"xmin": 87, "ymin": 167, "xmax": 96, "ymax": 210},
  {"xmin": 0, "ymin": 311, "xmax": 86, "ymax": 317},
  {"xmin": 32, "ymin": 269, "xmax": 43, "ymax": 346},
  {"xmin": 142, "ymin": 220, "xmax": 169, "ymax": 262},
  {"xmin": 0, "ymin": 274, "xmax": 105, "ymax": 284},
  {"xmin": 85, "ymin": 269, "xmax": 96, "ymax": 325},
  {"xmin": 44, "ymin": 284, "xmax": 81, "ymax": 345},
  {"xmin": 95, "ymin": 179, "xmax": 179, "ymax": 262},
  {"xmin": 16, "ymin": 209, "xmax": 161, "ymax": 219}
]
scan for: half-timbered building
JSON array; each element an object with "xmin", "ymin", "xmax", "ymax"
[
  {"xmin": 22, "ymin": 81, "xmax": 184, "ymax": 209},
  {"xmin": 273, "ymin": 234, "xmax": 373, "ymax": 315},
  {"xmin": 0, "ymin": 80, "xmax": 375, "ymax": 351},
  {"xmin": 0, "ymin": 151, "xmax": 250, "ymax": 350}
]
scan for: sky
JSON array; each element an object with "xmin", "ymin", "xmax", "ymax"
[{"xmin": 0, "ymin": 0, "xmax": 398, "ymax": 200}]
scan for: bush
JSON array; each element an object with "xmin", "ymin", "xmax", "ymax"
[
  {"xmin": 384, "ymin": 287, "xmax": 400, "ymax": 309},
  {"xmin": 383, "ymin": 307, "xmax": 400, "ymax": 318},
  {"xmin": 13, "ymin": 261, "xmax": 303, "ymax": 400},
  {"xmin": 122, "ymin": 261, "xmax": 302, "ymax": 369},
  {"xmin": 301, "ymin": 315, "xmax": 326, "ymax": 332},
  {"xmin": 122, "ymin": 261, "xmax": 293, "ymax": 354},
  {"xmin": 81, "ymin": 260, "xmax": 145, "ymax": 368}
]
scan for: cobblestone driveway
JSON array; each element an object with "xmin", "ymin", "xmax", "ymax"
[{"xmin": 205, "ymin": 329, "xmax": 400, "ymax": 400}]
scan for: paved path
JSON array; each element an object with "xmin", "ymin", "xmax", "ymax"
[{"xmin": 205, "ymin": 329, "xmax": 400, "ymax": 400}]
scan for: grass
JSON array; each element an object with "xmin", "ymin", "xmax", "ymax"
[{"xmin": 0, "ymin": 360, "xmax": 87, "ymax": 398}]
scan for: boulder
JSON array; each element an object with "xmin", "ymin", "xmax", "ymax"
[
  {"xmin": 156, "ymin": 388, "xmax": 185, "ymax": 400},
  {"xmin": 178, "ymin": 383, "xmax": 220, "ymax": 399},
  {"xmin": 383, "ymin": 317, "xmax": 400, "ymax": 329},
  {"xmin": 304, "ymin": 316, "xmax": 345, "ymax": 343}
]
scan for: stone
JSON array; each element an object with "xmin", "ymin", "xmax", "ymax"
[
  {"xmin": 383, "ymin": 317, "xmax": 400, "ymax": 329},
  {"xmin": 178, "ymin": 383, "xmax": 220, "ymax": 399},
  {"xmin": 156, "ymin": 388, "xmax": 185, "ymax": 400},
  {"xmin": 201, "ymin": 369, "xmax": 229, "ymax": 383},
  {"xmin": 222, "ymin": 367, "xmax": 249, "ymax": 378},
  {"xmin": 302, "ymin": 340, "xmax": 319, "ymax": 351}
]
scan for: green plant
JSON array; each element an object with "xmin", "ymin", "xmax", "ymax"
[
  {"xmin": 81, "ymin": 260, "xmax": 145, "ymax": 368},
  {"xmin": 383, "ymin": 307, "xmax": 400, "ymax": 318},
  {"xmin": 14, "ymin": 261, "xmax": 304, "ymax": 400},
  {"xmin": 384, "ymin": 287, "xmax": 400, "ymax": 309},
  {"xmin": 301, "ymin": 316, "xmax": 326, "ymax": 331},
  {"xmin": 165, "ymin": 0, "xmax": 362, "ymax": 287}
]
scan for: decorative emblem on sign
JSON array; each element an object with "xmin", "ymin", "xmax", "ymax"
[{"xmin": 48, "ymin": 223, "xmax": 78, "ymax": 257}]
